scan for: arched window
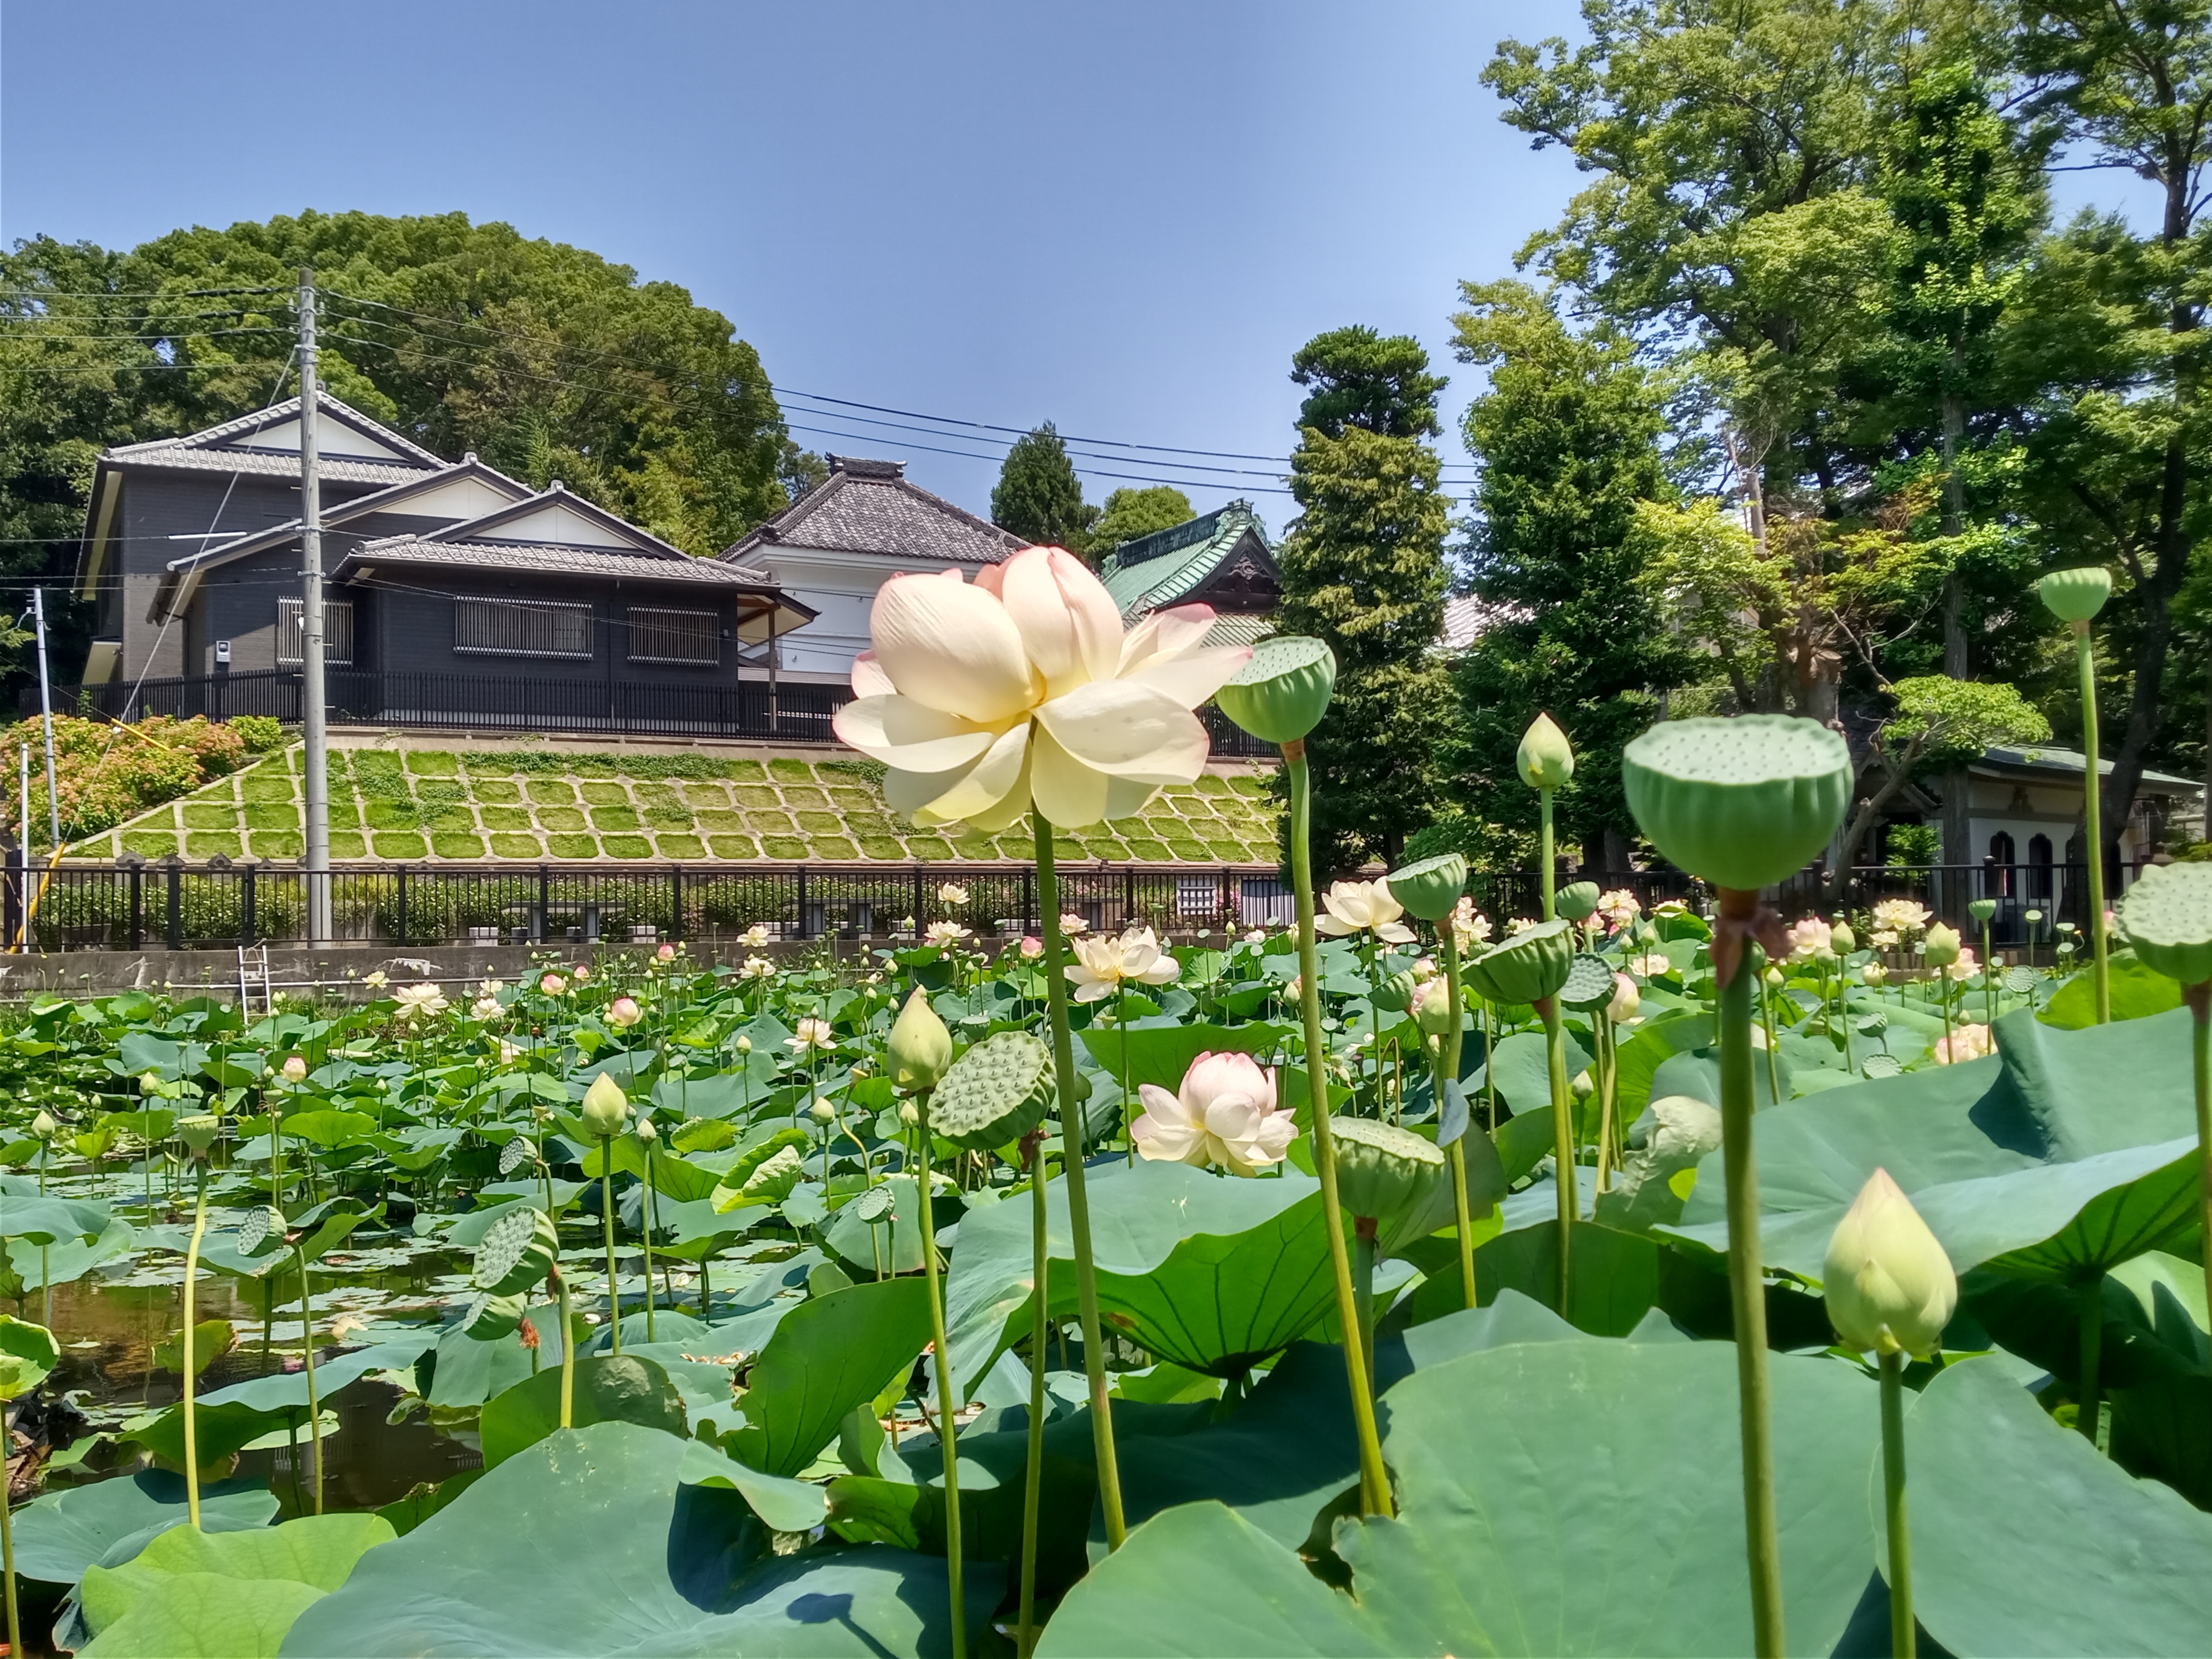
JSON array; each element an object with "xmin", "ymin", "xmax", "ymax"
[
  {"xmin": 1989, "ymin": 832, "xmax": 2017, "ymax": 896},
  {"xmin": 2029, "ymin": 833, "xmax": 2054, "ymax": 901}
]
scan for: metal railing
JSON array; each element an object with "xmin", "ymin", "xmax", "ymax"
[
  {"xmin": 31, "ymin": 670, "xmax": 1278, "ymax": 758},
  {"xmin": 3, "ymin": 861, "xmax": 1291, "ymax": 953}
]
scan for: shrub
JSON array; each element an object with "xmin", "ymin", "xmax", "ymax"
[{"xmin": 229, "ymin": 716, "xmax": 287, "ymax": 753}]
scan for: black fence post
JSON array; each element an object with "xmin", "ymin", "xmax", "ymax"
[
  {"xmin": 537, "ymin": 863, "xmax": 551, "ymax": 946},
  {"xmin": 241, "ymin": 864, "xmax": 257, "ymax": 946},
  {"xmin": 795, "ymin": 865, "xmax": 809, "ymax": 937},
  {"xmin": 1124, "ymin": 868, "xmax": 1136, "ymax": 928},
  {"xmin": 396, "ymin": 865, "xmax": 410, "ymax": 946},
  {"xmin": 164, "ymin": 859, "xmax": 183, "ymax": 952},
  {"xmin": 127, "ymin": 862, "xmax": 143, "ymax": 952},
  {"xmin": 1021, "ymin": 868, "xmax": 1033, "ymax": 935},
  {"xmin": 911, "ymin": 865, "xmax": 924, "ymax": 927},
  {"xmin": 669, "ymin": 865, "xmax": 684, "ymax": 942}
]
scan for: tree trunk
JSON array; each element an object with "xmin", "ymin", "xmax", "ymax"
[{"xmin": 2102, "ymin": 429, "xmax": 2192, "ymax": 873}]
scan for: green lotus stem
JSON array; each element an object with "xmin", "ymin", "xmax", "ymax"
[
  {"xmin": 183, "ymin": 1160, "xmax": 209, "ymax": 1529},
  {"xmin": 642, "ymin": 1141, "xmax": 658, "ymax": 1344},
  {"xmin": 1759, "ymin": 979, "xmax": 1782, "ymax": 1104},
  {"xmin": 1537, "ymin": 997, "xmax": 1576, "ymax": 1307},
  {"xmin": 2191, "ymin": 986, "xmax": 2212, "ymax": 1325},
  {"xmin": 1032, "ymin": 810, "xmax": 1127, "ymax": 1547},
  {"xmin": 1436, "ymin": 927, "xmax": 1476, "ymax": 1309},
  {"xmin": 1, "ymin": 1429, "xmax": 19, "ymax": 1659},
  {"xmin": 1714, "ymin": 891, "xmax": 1785, "ymax": 1658},
  {"xmin": 1353, "ymin": 1225, "xmax": 1377, "ymax": 1395},
  {"xmin": 1880, "ymin": 1350, "xmax": 1914, "ymax": 1659},
  {"xmin": 553, "ymin": 1264, "xmax": 575, "ymax": 1429},
  {"xmin": 294, "ymin": 1245, "xmax": 323, "ymax": 1516},
  {"xmin": 2078, "ymin": 1275, "xmax": 2104, "ymax": 1448},
  {"xmin": 603, "ymin": 1160, "xmax": 622, "ymax": 1356},
  {"xmin": 1482, "ymin": 998, "xmax": 1498, "ymax": 1132},
  {"xmin": 1594, "ymin": 1015, "xmax": 1620, "ymax": 1196},
  {"xmin": 2074, "ymin": 620, "xmax": 2109, "ymax": 1024},
  {"xmin": 1980, "ymin": 920, "xmax": 1996, "ymax": 1033},
  {"xmin": 1539, "ymin": 792, "xmax": 1556, "ymax": 921},
  {"xmin": 911, "ymin": 1088, "xmax": 966, "ymax": 1659},
  {"xmin": 1284, "ymin": 741, "xmax": 1392, "ymax": 1519},
  {"xmin": 1017, "ymin": 1136, "xmax": 1048, "ymax": 1659}
]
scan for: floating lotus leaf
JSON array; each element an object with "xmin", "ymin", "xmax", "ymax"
[
  {"xmin": 470, "ymin": 1204, "xmax": 558, "ymax": 1297},
  {"xmin": 930, "ymin": 1029, "xmax": 1052, "ymax": 1151},
  {"xmin": 1215, "ymin": 635, "xmax": 1336, "ymax": 744},
  {"xmin": 1385, "ymin": 853, "xmax": 1466, "ymax": 922},
  {"xmin": 1464, "ymin": 919, "xmax": 1574, "ymax": 1006},
  {"xmin": 1622, "ymin": 716, "xmax": 1851, "ymax": 892},
  {"xmin": 2116, "ymin": 861, "xmax": 2212, "ymax": 987}
]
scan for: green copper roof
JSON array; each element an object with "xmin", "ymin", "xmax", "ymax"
[{"xmin": 1098, "ymin": 500, "xmax": 1275, "ymax": 618}]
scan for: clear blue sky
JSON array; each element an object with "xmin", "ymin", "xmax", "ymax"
[
  {"xmin": 0, "ymin": 1, "xmax": 2145, "ymax": 529},
  {"xmin": 0, "ymin": 0, "xmax": 1594, "ymax": 525}
]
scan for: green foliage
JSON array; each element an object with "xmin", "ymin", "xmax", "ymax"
[
  {"xmin": 1883, "ymin": 675, "xmax": 2050, "ymax": 773},
  {"xmin": 1280, "ymin": 330, "xmax": 1456, "ymax": 868},
  {"xmin": 1449, "ymin": 280, "xmax": 1687, "ymax": 858},
  {"xmin": 990, "ymin": 422, "xmax": 1097, "ymax": 550},
  {"xmin": 1089, "ymin": 485, "xmax": 1194, "ymax": 556},
  {"xmin": 1289, "ymin": 324, "xmax": 1447, "ymax": 440}
]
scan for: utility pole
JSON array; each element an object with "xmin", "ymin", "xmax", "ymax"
[
  {"xmin": 299, "ymin": 269, "xmax": 331, "ymax": 944},
  {"xmin": 30, "ymin": 589, "xmax": 57, "ymax": 847}
]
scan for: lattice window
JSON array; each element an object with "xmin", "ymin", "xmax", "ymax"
[
  {"xmin": 627, "ymin": 606, "xmax": 720, "ymax": 666},
  {"xmin": 276, "ymin": 598, "xmax": 354, "ymax": 666},
  {"xmin": 453, "ymin": 598, "xmax": 591, "ymax": 659}
]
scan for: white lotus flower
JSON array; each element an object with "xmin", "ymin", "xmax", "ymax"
[
  {"xmin": 393, "ymin": 983, "xmax": 448, "ymax": 1022},
  {"xmin": 787, "ymin": 1017, "xmax": 837, "ymax": 1052},
  {"xmin": 1067, "ymin": 926, "xmax": 1181, "ymax": 1002},
  {"xmin": 830, "ymin": 547, "xmax": 1252, "ymax": 830},
  {"xmin": 740, "ymin": 924, "xmax": 771, "ymax": 947},
  {"xmin": 741, "ymin": 956, "xmax": 776, "ymax": 980},
  {"xmin": 937, "ymin": 883, "xmax": 971, "ymax": 905},
  {"xmin": 362, "ymin": 971, "xmax": 389, "ymax": 990},
  {"xmin": 1872, "ymin": 898, "xmax": 1931, "ymax": 937},
  {"xmin": 1315, "ymin": 880, "xmax": 1416, "ymax": 945},
  {"xmin": 1450, "ymin": 898, "xmax": 1491, "ymax": 955},
  {"xmin": 471, "ymin": 996, "xmax": 501, "ymax": 1020},
  {"xmin": 1863, "ymin": 961, "xmax": 1889, "ymax": 986},
  {"xmin": 1628, "ymin": 951, "xmax": 1674, "ymax": 979},
  {"xmin": 1131, "ymin": 1051, "xmax": 1293, "ymax": 1176},
  {"xmin": 1785, "ymin": 918, "xmax": 1832, "ymax": 962},
  {"xmin": 1597, "ymin": 888, "xmax": 1641, "ymax": 930},
  {"xmin": 1931, "ymin": 1022, "xmax": 1993, "ymax": 1064},
  {"xmin": 926, "ymin": 920, "xmax": 972, "ymax": 945},
  {"xmin": 1060, "ymin": 913, "xmax": 1089, "ymax": 936}
]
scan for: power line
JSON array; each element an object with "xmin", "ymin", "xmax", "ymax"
[{"xmin": 0, "ymin": 285, "xmax": 291, "ymax": 301}]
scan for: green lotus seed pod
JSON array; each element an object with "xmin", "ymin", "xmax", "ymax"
[
  {"xmin": 1215, "ymin": 635, "xmax": 1337, "ymax": 744},
  {"xmin": 1621, "ymin": 716, "xmax": 1852, "ymax": 892},
  {"xmin": 931, "ymin": 1029, "xmax": 1053, "ymax": 1151},
  {"xmin": 1517, "ymin": 713, "xmax": 1575, "ymax": 792},
  {"xmin": 236, "ymin": 1205, "xmax": 287, "ymax": 1258},
  {"xmin": 579, "ymin": 1073, "xmax": 630, "ymax": 1139},
  {"xmin": 460, "ymin": 1290, "xmax": 527, "ymax": 1343},
  {"xmin": 473, "ymin": 1204, "xmax": 560, "ymax": 1297},
  {"xmin": 1560, "ymin": 952, "xmax": 1618, "ymax": 1012},
  {"xmin": 1385, "ymin": 852, "xmax": 1467, "ymax": 922},
  {"xmin": 1923, "ymin": 922, "xmax": 1961, "ymax": 968},
  {"xmin": 2116, "ymin": 862, "xmax": 2212, "ymax": 987},
  {"xmin": 887, "ymin": 989, "xmax": 954, "ymax": 1094},
  {"xmin": 1968, "ymin": 898, "xmax": 1997, "ymax": 923},
  {"xmin": 1371, "ymin": 969, "xmax": 1419, "ymax": 1015},
  {"xmin": 1556, "ymin": 881, "xmax": 1601, "ymax": 924},
  {"xmin": 1463, "ymin": 918, "xmax": 1575, "ymax": 1006},
  {"xmin": 2036, "ymin": 565, "xmax": 2111, "ymax": 623},
  {"xmin": 177, "ymin": 1115, "xmax": 220, "ymax": 1156},
  {"xmin": 1329, "ymin": 1116, "xmax": 1455, "ymax": 1259}
]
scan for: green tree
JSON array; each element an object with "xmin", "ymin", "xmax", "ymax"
[
  {"xmin": 990, "ymin": 423, "xmax": 1097, "ymax": 550},
  {"xmin": 1089, "ymin": 486, "xmax": 1193, "ymax": 557},
  {"xmin": 0, "ymin": 210, "xmax": 797, "ymax": 698},
  {"xmin": 1278, "ymin": 329, "xmax": 1455, "ymax": 870},
  {"xmin": 1448, "ymin": 280, "xmax": 1687, "ymax": 872}
]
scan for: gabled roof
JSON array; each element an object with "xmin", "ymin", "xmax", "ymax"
[
  {"xmin": 1097, "ymin": 499, "xmax": 1276, "ymax": 619},
  {"xmin": 148, "ymin": 455, "xmax": 536, "ymax": 622},
  {"xmin": 416, "ymin": 483, "xmax": 695, "ymax": 561},
  {"xmin": 1978, "ymin": 744, "xmax": 2204, "ymax": 795},
  {"xmin": 719, "ymin": 454, "xmax": 1026, "ymax": 568},
  {"xmin": 104, "ymin": 389, "xmax": 445, "ymax": 483}
]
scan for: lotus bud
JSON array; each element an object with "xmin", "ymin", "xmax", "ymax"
[
  {"xmin": 1923, "ymin": 923, "xmax": 1961, "ymax": 968},
  {"xmin": 1571, "ymin": 1068, "xmax": 1594, "ymax": 1101},
  {"xmin": 1516, "ymin": 713, "xmax": 1575, "ymax": 792},
  {"xmin": 810, "ymin": 1100, "xmax": 836, "ymax": 1124},
  {"xmin": 606, "ymin": 996, "xmax": 642, "ymax": 1030},
  {"xmin": 1863, "ymin": 962, "xmax": 1888, "ymax": 985},
  {"xmin": 30, "ymin": 1111, "xmax": 56, "ymax": 1141},
  {"xmin": 736, "ymin": 1036, "xmax": 751, "ymax": 1054},
  {"xmin": 1384, "ymin": 852, "xmax": 1467, "ymax": 923},
  {"xmin": 1823, "ymin": 1168, "xmax": 1957, "ymax": 1358},
  {"xmin": 177, "ymin": 1114, "xmax": 220, "ymax": 1156},
  {"xmin": 1830, "ymin": 922, "xmax": 1856, "ymax": 954},
  {"xmin": 2035, "ymin": 565, "xmax": 2111, "ymax": 624},
  {"xmin": 281, "ymin": 1055, "xmax": 308, "ymax": 1083},
  {"xmin": 1607, "ymin": 973, "xmax": 1640, "ymax": 1024},
  {"xmin": 138, "ymin": 1071, "xmax": 162, "ymax": 1097},
  {"xmin": 1762, "ymin": 965, "xmax": 1784, "ymax": 987},
  {"xmin": 899, "ymin": 1101, "xmax": 920, "ymax": 1127},
  {"xmin": 1968, "ymin": 898, "xmax": 1997, "ymax": 923},
  {"xmin": 635, "ymin": 1117, "xmax": 658, "ymax": 1145},
  {"xmin": 1413, "ymin": 976, "xmax": 1455, "ymax": 1039},
  {"xmin": 887, "ymin": 989, "xmax": 954, "ymax": 1093},
  {"xmin": 579, "ymin": 1073, "xmax": 630, "ymax": 1139},
  {"xmin": 1622, "ymin": 717, "xmax": 1852, "ymax": 893},
  {"xmin": 1556, "ymin": 880, "xmax": 1601, "ymax": 924},
  {"xmin": 1215, "ymin": 635, "xmax": 1337, "ymax": 744}
]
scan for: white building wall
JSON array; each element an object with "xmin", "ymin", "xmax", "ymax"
[{"xmin": 752, "ymin": 545, "xmax": 915, "ymax": 679}]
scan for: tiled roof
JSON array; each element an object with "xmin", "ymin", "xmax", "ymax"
[
  {"xmin": 1200, "ymin": 611, "xmax": 1276, "ymax": 648},
  {"xmin": 343, "ymin": 537, "xmax": 771, "ymax": 587},
  {"xmin": 720, "ymin": 455, "xmax": 1025, "ymax": 568},
  {"xmin": 1981, "ymin": 744, "xmax": 2203, "ymax": 793},
  {"xmin": 105, "ymin": 390, "xmax": 445, "ymax": 485},
  {"xmin": 1097, "ymin": 500, "xmax": 1274, "ymax": 618},
  {"xmin": 1438, "ymin": 593, "xmax": 1529, "ymax": 651}
]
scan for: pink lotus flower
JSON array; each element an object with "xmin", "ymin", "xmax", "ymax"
[
  {"xmin": 1131, "ymin": 1051, "xmax": 1294, "ymax": 1176},
  {"xmin": 1019, "ymin": 936, "xmax": 1044, "ymax": 959},
  {"xmin": 539, "ymin": 973, "xmax": 566, "ymax": 997},
  {"xmin": 607, "ymin": 996, "xmax": 642, "ymax": 1029},
  {"xmin": 1931, "ymin": 1022, "xmax": 1994, "ymax": 1064},
  {"xmin": 656, "ymin": 943, "xmax": 676, "ymax": 962}
]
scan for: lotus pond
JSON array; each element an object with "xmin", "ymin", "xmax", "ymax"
[{"xmin": 0, "ymin": 869, "xmax": 2198, "ymax": 1657}]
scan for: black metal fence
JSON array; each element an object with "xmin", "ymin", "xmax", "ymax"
[
  {"xmin": 29, "ymin": 670, "xmax": 1277, "ymax": 758},
  {"xmin": 2, "ymin": 861, "xmax": 1293, "ymax": 953}
]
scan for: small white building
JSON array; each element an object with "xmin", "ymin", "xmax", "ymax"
[
  {"xmin": 1963, "ymin": 742, "xmax": 2202, "ymax": 900},
  {"xmin": 716, "ymin": 455, "xmax": 1025, "ymax": 682}
]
